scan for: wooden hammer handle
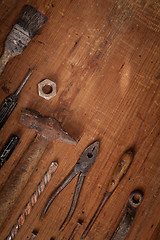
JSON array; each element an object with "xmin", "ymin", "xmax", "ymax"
[{"xmin": 0, "ymin": 135, "xmax": 48, "ymax": 228}]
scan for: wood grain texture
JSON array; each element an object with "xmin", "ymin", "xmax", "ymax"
[{"xmin": 0, "ymin": 0, "xmax": 160, "ymax": 239}]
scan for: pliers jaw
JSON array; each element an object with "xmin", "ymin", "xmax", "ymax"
[{"xmin": 74, "ymin": 141, "xmax": 99, "ymax": 174}]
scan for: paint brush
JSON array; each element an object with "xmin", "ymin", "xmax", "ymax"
[{"xmin": 0, "ymin": 5, "xmax": 48, "ymax": 75}]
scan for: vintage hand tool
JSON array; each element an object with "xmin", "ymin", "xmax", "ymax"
[
  {"xmin": 0, "ymin": 69, "xmax": 33, "ymax": 129},
  {"xmin": 0, "ymin": 135, "xmax": 19, "ymax": 168},
  {"xmin": 40, "ymin": 141, "xmax": 99, "ymax": 230},
  {"xmin": 0, "ymin": 109, "xmax": 76, "ymax": 229},
  {"xmin": 80, "ymin": 149, "xmax": 134, "ymax": 240},
  {"xmin": 110, "ymin": 190, "xmax": 143, "ymax": 240},
  {"xmin": 5, "ymin": 161, "xmax": 58, "ymax": 240},
  {"xmin": 0, "ymin": 5, "xmax": 47, "ymax": 75}
]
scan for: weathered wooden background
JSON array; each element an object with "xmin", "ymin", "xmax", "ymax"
[{"xmin": 0, "ymin": 0, "xmax": 160, "ymax": 239}]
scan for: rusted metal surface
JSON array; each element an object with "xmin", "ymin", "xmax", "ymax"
[
  {"xmin": 40, "ymin": 141, "xmax": 99, "ymax": 230},
  {"xmin": 5, "ymin": 162, "xmax": 58, "ymax": 240},
  {"xmin": 0, "ymin": 109, "xmax": 76, "ymax": 229},
  {"xmin": 80, "ymin": 149, "xmax": 134, "ymax": 240},
  {"xmin": 110, "ymin": 190, "xmax": 143, "ymax": 240},
  {"xmin": 38, "ymin": 79, "xmax": 57, "ymax": 100},
  {"xmin": 20, "ymin": 109, "xmax": 77, "ymax": 144}
]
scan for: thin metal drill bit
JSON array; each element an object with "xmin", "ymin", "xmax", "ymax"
[{"xmin": 5, "ymin": 161, "xmax": 58, "ymax": 240}]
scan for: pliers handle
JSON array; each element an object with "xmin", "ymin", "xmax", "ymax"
[{"xmin": 40, "ymin": 141, "xmax": 99, "ymax": 230}]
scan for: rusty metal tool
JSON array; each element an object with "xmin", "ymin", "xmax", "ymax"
[
  {"xmin": 40, "ymin": 141, "xmax": 99, "ymax": 230},
  {"xmin": 0, "ymin": 109, "xmax": 77, "ymax": 229},
  {"xmin": 0, "ymin": 69, "xmax": 33, "ymax": 129},
  {"xmin": 0, "ymin": 5, "xmax": 47, "ymax": 75},
  {"xmin": 110, "ymin": 190, "xmax": 143, "ymax": 240},
  {"xmin": 80, "ymin": 149, "xmax": 134, "ymax": 240},
  {"xmin": 5, "ymin": 161, "xmax": 58, "ymax": 240},
  {"xmin": 0, "ymin": 135, "xmax": 19, "ymax": 168}
]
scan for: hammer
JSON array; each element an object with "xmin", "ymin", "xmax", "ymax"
[{"xmin": 0, "ymin": 109, "xmax": 77, "ymax": 228}]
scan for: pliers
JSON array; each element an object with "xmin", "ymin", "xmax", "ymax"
[{"xmin": 40, "ymin": 141, "xmax": 99, "ymax": 230}]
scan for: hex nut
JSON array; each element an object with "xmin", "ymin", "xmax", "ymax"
[{"xmin": 38, "ymin": 79, "xmax": 57, "ymax": 100}]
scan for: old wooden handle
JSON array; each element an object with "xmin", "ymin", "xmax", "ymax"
[
  {"xmin": 0, "ymin": 135, "xmax": 48, "ymax": 229},
  {"xmin": 0, "ymin": 50, "xmax": 13, "ymax": 75},
  {"xmin": 106, "ymin": 150, "xmax": 134, "ymax": 193}
]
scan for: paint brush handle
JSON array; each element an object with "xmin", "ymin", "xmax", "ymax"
[{"xmin": 0, "ymin": 50, "xmax": 14, "ymax": 75}]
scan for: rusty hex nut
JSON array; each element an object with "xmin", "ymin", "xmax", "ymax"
[{"xmin": 38, "ymin": 79, "xmax": 57, "ymax": 100}]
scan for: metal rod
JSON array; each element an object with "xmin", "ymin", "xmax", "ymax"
[{"xmin": 14, "ymin": 69, "xmax": 33, "ymax": 96}]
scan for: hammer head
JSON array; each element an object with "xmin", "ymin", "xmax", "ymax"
[{"xmin": 20, "ymin": 109, "xmax": 77, "ymax": 145}]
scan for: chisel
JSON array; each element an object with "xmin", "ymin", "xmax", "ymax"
[
  {"xmin": 80, "ymin": 149, "xmax": 134, "ymax": 240},
  {"xmin": 0, "ymin": 69, "xmax": 33, "ymax": 129}
]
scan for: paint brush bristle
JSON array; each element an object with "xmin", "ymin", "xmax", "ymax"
[{"xmin": 17, "ymin": 5, "xmax": 48, "ymax": 38}]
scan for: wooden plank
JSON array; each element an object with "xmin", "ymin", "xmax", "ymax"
[{"xmin": 0, "ymin": 0, "xmax": 160, "ymax": 239}]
